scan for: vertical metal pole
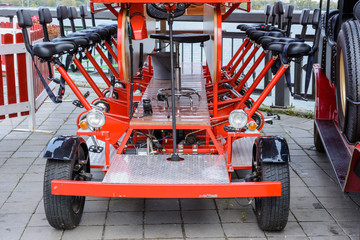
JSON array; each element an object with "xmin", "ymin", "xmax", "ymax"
[
  {"xmin": 264, "ymin": 52, "xmax": 272, "ymax": 94},
  {"xmin": 294, "ymin": 58, "xmax": 302, "ymax": 95},
  {"xmin": 274, "ymin": 74, "xmax": 290, "ymax": 107},
  {"xmin": 25, "ymin": 47, "xmax": 36, "ymax": 131},
  {"xmin": 168, "ymin": 13, "xmax": 179, "ymax": 161}
]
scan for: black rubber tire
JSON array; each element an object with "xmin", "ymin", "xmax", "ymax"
[
  {"xmin": 255, "ymin": 162, "xmax": 290, "ymax": 231},
  {"xmin": 314, "ymin": 122, "xmax": 325, "ymax": 153},
  {"xmin": 43, "ymin": 146, "xmax": 89, "ymax": 230},
  {"xmin": 336, "ymin": 20, "xmax": 360, "ymax": 143}
]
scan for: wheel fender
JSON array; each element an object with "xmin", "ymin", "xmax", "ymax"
[
  {"xmin": 43, "ymin": 135, "xmax": 88, "ymax": 162},
  {"xmin": 253, "ymin": 136, "xmax": 290, "ymax": 163}
]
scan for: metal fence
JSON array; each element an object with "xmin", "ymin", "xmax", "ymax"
[{"xmin": 0, "ymin": 8, "xmax": 317, "ymax": 106}]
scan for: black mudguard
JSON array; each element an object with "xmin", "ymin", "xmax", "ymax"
[
  {"xmin": 43, "ymin": 135, "xmax": 88, "ymax": 163},
  {"xmin": 253, "ymin": 136, "xmax": 290, "ymax": 163}
]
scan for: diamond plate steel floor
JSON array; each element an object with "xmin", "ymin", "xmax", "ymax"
[{"xmin": 103, "ymin": 154, "xmax": 229, "ymax": 184}]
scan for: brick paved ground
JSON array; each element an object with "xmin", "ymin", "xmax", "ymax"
[{"xmin": 0, "ymin": 88, "xmax": 359, "ymax": 240}]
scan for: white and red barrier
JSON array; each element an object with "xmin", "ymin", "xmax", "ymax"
[{"xmin": 0, "ymin": 20, "xmax": 54, "ymax": 130}]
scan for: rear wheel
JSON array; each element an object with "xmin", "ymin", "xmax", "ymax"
[
  {"xmin": 43, "ymin": 146, "xmax": 89, "ymax": 229},
  {"xmin": 336, "ymin": 20, "xmax": 360, "ymax": 143}
]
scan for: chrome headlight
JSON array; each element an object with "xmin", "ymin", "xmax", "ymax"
[
  {"xmin": 229, "ymin": 109, "xmax": 248, "ymax": 129},
  {"xmin": 86, "ymin": 109, "xmax": 106, "ymax": 128}
]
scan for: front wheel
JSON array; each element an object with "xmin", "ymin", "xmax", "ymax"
[
  {"xmin": 254, "ymin": 162, "xmax": 290, "ymax": 231},
  {"xmin": 43, "ymin": 146, "xmax": 89, "ymax": 229}
]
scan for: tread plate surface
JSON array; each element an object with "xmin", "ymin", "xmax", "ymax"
[{"xmin": 103, "ymin": 154, "xmax": 229, "ymax": 184}]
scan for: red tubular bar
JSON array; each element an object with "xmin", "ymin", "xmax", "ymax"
[
  {"xmin": 85, "ymin": 51, "xmax": 111, "ymax": 86},
  {"xmin": 230, "ymin": 45, "xmax": 259, "ymax": 84},
  {"xmin": 111, "ymin": 38, "xmax": 117, "ymax": 48},
  {"xmin": 104, "ymin": 41, "xmax": 118, "ymax": 62},
  {"xmin": 51, "ymin": 180, "xmax": 281, "ymax": 198},
  {"xmin": 96, "ymin": 45, "xmax": 120, "ymax": 79},
  {"xmin": 228, "ymin": 41, "xmax": 253, "ymax": 76},
  {"xmin": 248, "ymin": 65, "xmax": 288, "ymax": 118},
  {"xmin": 235, "ymin": 51, "xmax": 267, "ymax": 91},
  {"xmin": 235, "ymin": 56, "xmax": 276, "ymax": 109},
  {"xmin": 56, "ymin": 65, "xmax": 92, "ymax": 110},
  {"xmin": 73, "ymin": 57, "xmax": 104, "ymax": 98}
]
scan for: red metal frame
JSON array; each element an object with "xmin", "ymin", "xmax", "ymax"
[
  {"xmin": 313, "ymin": 64, "xmax": 360, "ymax": 192},
  {"xmin": 47, "ymin": 1, "xmax": 294, "ymax": 200},
  {"xmin": 52, "ymin": 180, "xmax": 281, "ymax": 198}
]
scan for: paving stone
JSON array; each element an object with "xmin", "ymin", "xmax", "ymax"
[
  {"xmin": 0, "ymin": 181, "xmax": 18, "ymax": 192},
  {"xmin": 26, "ymin": 164, "xmax": 45, "ymax": 174},
  {"xmin": 0, "ymin": 164, "xmax": 29, "ymax": 174},
  {"xmin": 328, "ymin": 208, "xmax": 360, "ymax": 222},
  {"xmin": 265, "ymin": 222, "xmax": 306, "ymax": 238},
  {"xmin": 222, "ymin": 223, "xmax": 265, "ymax": 238},
  {"xmin": 337, "ymin": 221, "xmax": 360, "ymax": 238},
  {"xmin": 106, "ymin": 211, "xmax": 143, "ymax": 225},
  {"xmin": 290, "ymin": 176, "xmax": 307, "ymax": 187},
  {"xmin": 79, "ymin": 212, "xmax": 107, "ymax": 226},
  {"xmin": 290, "ymin": 197, "xmax": 322, "ymax": 209},
  {"xmin": 14, "ymin": 181, "xmax": 42, "ymax": 192},
  {"xmin": 180, "ymin": 198, "xmax": 216, "ymax": 210},
  {"xmin": 145, "ymin": 198, "xmax": 179, "ymax": 211},
  {"xmin": 290, "ymin": 186, "xmax": 315, "ymax": 198},
  {"xmin": 145, "ymin": 211, "xmax": 181, "ymax": 224},
  {"xmin": 109, "ymin": 198, "xmax": 143, "ymax": 212},
  {"xmin": 218, "ymin": 209, "xmax": 257, "ymax": 223},
  {"xmin": 309, "ymin": 236, "xmax": 351, "ymax": 240},
  {"xmin": 300, "ymin": 221, "xmax": 345, "ymax": 237},
  {"xmin": 27, "ymin": 213, "xmax": 48, "ymax": 227},
  {"xmin": 292, "ymin": 209, "xmax": 334, "ymax": 222},
  {"xmin": 62, "ymin": 226, "xmax": 103, "ymax": 240},
  {"xmin": 20, "ymin": 173, "xmax": 43, "ymax": 182},
  {"xmin": 0, "ymin": 173, "xmax": 22, "ymax": 183},
  {"xmin": 290, "ymin": 162, "xmax": 322, "ymax": 171},
  {"xmin": 35, "ymin": 200, "xmax": 45, "ymax": 214},
  {"xmin": 20, "ymin": 226, "xmax": 62, "ymax": 240},
  {"xmin": 7, "ymin": 190, "xmax": 42, "ymax": 202},
  {"xmin": 0, "ymin": 227, "xmax": 24, "ymax": 240},
  {"xmin": 1, "ymin": 201, "xmax": 38, "ymax": 214},
  {"xmin": 309, "ymin": 186, "xmax": 346, "ymax": 198},
  {"xmin": 215, "ymin": 198, "xmax": 252, "ymax": 210},
  {"xmin": 0, "ymin": 213, "xmax": 31, "ymax": 228},
  {"xmin": 144, "ymin": 224, "xmax": 183, "ymax": 239},
  {"xmin": 12, "ymin": 151, "xmax": 40, "ymax": 158},
  {"xmin": 318, "ymin": 197, "xmax": 359, "ymax": 209},
  {"xmin": 4, "ymin": 158, "xmax": 35, "ymax": 165},
  {"xmin": 16, "ymin": 145, "xmax": 45, "ymax": 152},
  {"xmin": 182, "ymin": 210, "xmax": 220, "ymax": 224},
  {"xmin": 185, "ymin": 223, "xmax": 224, "ymax": 238},
  {"xmin": 104, "ymin": 225, "xmax": 143, "ymax": 239},
  {"xmin": 83, "ymin": 200, "xmax": 109, "ymax": 213}
]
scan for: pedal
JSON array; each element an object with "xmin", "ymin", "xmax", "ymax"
[
  {"xmin": 293, "ymin": 94, "xmax": 308, "ymax": 101},
  {"xmin": 72, "ymin": 100, "xmax": 84, "ymax": 108},
  {"xmin": 264, "ymin": 119, "xmax": 273, "ymax": 125},
  {"xmin": 79, "ymin": 171, "xmax": 93, "ymax": 181},
  {"xmin": 84, "ymin": 91, "xmax": 90, "ymax": 99},
  {"xmin": 49, "ymin": 77, "xmax": 60, "ymax": 84},
  {"xmin": 89, "ymin": 145, "xmax": 104, "ymax": 153},
  {"xmin": 267, "ymin": 112, "xmax": 281, "ymax": 120}
]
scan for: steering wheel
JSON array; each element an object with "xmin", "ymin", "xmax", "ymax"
[
  {"xmin": 146, "ymin": 3, "xmax": 191, "ymax": 20},
  {"xmin": 151, "ymin": 3, "xmax": 190, "ymax": 13}
]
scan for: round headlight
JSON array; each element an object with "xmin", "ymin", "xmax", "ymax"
[
  {"xmin": 229, "ymin": 109, "xmax": 248, "ymax": 129},
  {"xmin": 86, "ymin": 109, "xmax": 106, "ymax": 128}
]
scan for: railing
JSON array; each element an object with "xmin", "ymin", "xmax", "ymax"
[
  {"xmin": 0, "ymin": 8, "xmax": 317, "ymax": 106},
  {"xmin": 0, "ymin": 22, "xmax": 54, "ymax": 130}
]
